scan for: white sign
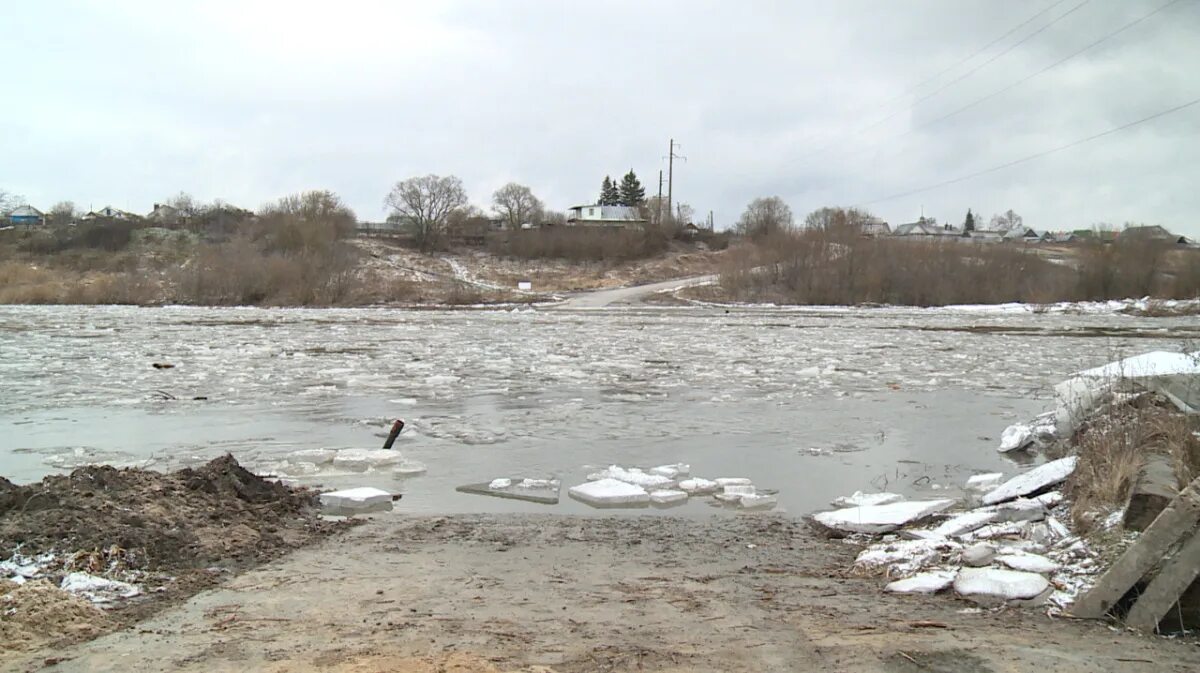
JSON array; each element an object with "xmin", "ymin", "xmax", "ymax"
[{"xmin": 517, "ymin": 281, "xmax": 532, "ymax": 291}]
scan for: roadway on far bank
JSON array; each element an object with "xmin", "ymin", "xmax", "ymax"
[{"xmin": 555, "ymin": 274, "xmax": 716, "ymax": 308}]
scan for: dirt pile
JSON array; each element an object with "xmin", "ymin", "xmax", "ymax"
[
  {"xmin": 0, "ymin": 454, "xmax": 335, "ymax": 571},
  {"xmin": 0, "ymin": 579, "xmax": 115, "ymax": 654}
]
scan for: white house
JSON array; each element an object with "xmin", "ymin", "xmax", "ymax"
[{"xmin": 566, "ymin": 204, "xmax": 646, "ymax": 229}]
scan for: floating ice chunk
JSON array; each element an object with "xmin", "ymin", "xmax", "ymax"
[
  {"xmin": 813, "ymin": 499, "xmax": 956, "ymax": 535},
  {"xmin": 964, "ymin": 473, "xmax": 1003, "ymax": 493},
  {"xmin": 457, "ymin": 478, "xmax": 559, "ymax": 504},
  {"xmin": 714, "ymin": 477, "xmax": 752, "ymax": 487},
  {"xmin": 998, "ymin": 424, "xmax": 1034, "ymax": 453},
  {"xmin": 424, "ymin": 374, "xmax": 461, "ymax": 386},
  {"xmin": 722, "ymin": 484, "xmax": 756, "ymax": 497},
  {"xmin": 516, "ymin": 478, "xmax": 557, "ymax": 490},
  {"xmin": 953, "ymin": 567, "xmax": 1051, "ymax": 603},
  {"xmin": 393, "ymin": 460, "xmax": 427, "ymax": 475},
  {"xmin": 738, "ymin": 494, "xmax": 778, "ymax": 510},
  {"xmin": 649, "ymin": 489, "xmax": 688, "ymax": 505},
  {"xmin": 678, "ymin": 478, "xmax": 719, "ymax": 495},
  {"xmin": 886, "ymin": 569, "xmax": 957, "ymax": 594},
  {"xmin": 982, "ymin": 457, "xmax": 1077, "ymax": 505},
  {"xmin": 855, "ymin": 538, "xmax": 960, "ymax": 576},
  {"xmin": 587, "ymin": 466, "xmax": 675, "ymax": 489},
  {"xmin": 832, "ymin": 491, "xmax": 904, "ymax": 508},
  {"xmin": 995, "ymin": 552, "xmax": 1059, "ymax": 574},
  {"xmin": 331, "ymin": 449, "xmax": 401, "ymax": 472},
  {"xmin": 568, "ymin": 478, "xmax": 649, "ymax": 507},
  {"xmin": 714, "ymin": 491, "xmax": 743, "ymax": 503},
  {"xmin": 60, "ymin": 572, "xmax": 141, "ymax": 603},
  {"xmin": 489, "ymin": 478, "xmax": 513, "ymax": 490},
  {"xmin": 649, "ymin": 463, "xmax": 690, "ymax": 479},
  {"xmin": 319, "ymin": 487, "xmax": 394, "ymax": 515},
  {"xmin": 286, "ymin": 448, "xmax": 337, "ymax": 465}
]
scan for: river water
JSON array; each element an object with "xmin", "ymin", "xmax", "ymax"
[{"xmin": 2, "ymin": 303, "xmax": 1196, "ymax": 515}]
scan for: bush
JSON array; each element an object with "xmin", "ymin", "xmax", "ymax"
[{"xmin": 488, "ymin": 226, "xmax": 669, "ymax": 262}]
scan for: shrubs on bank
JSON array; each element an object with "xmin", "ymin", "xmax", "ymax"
[{"xmin": 718, "ymin": 228, "xmax": 1200, "ymax": 306}]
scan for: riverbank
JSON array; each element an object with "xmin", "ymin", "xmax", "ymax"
[{"xmin": 8, "ymin": 514, "xmax": 1199, "ymax": 673}]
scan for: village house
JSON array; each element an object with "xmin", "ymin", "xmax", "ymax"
[
  {"xmin": 1120, "ymin": 224, "xmax": 1193, "ymax": 246},
  {"xmin": 566, "ymin": 204, "xmax": 647, "ymax": 229},
  {"xmin": 81, "ymin": 206, "xmax": 135, "ymax": 221},
  {"xmin": 8, "ymin": 205, "xmax": 45, "ymax": 226},
  {"xmin": 146, "ymin": 203, "xmax": 183, "ymax": 226},
  {"xmin": 892, "ymin": 217, "xmax": 959, "ymax": 237},
  {"xmin": 860, "ymin": 217, "xmax": 891, "ymax": 237}
]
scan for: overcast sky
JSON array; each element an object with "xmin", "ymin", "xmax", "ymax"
[{"xmin": 3, "ymin": 0, "xmax": 1199, "ymax": 234}]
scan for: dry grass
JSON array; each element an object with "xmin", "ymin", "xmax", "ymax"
[
  {"xmin": 488, "ymin": 226, "xmax": 670, "ymax": 263},
  {"xmin": 1064, "ymin": 396, "xmax": 1200, "ymax": 535}
]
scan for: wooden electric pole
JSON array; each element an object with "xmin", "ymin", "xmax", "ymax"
[{"xmin": 665, "ymin": 138, "xmax": 685, "ymax": 224}]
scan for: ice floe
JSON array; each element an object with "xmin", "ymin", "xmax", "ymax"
[{"xmin": 982, "ymin": 457, "xmax": 1077, "ymax": 505}]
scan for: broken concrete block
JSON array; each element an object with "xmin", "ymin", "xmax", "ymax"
[
  {"xmin": 568, "ymin": 478, "xmax": 649, "ymax": 508},
  {"xmin": 59, "ymin": 572, "xmax": 141, "ymax": 603},
  {"xmin": 982, "ymin": 457, "xmax": 1077, "ymax": 505},
  {"xmin": 814, "ymin": 499, "xmax": 956, "ymax": 535},
  {"xmin": 964, "ymin": 473, "xmax": 1004, "ymax": 493},
  {"xmin": 649, "ymin": 489, "xmax": 688, "ymax": 505},
  {"xmin": 954, "ymin": 567, "xmax": 1051, "ymax": 603},
  {"xmin": 1124, "ymin": 453, "xmax": 1180, "ymax": 532},
  {"xmin": 1123, "ymin": 523, "xmax": 1200, "ymax": 632},
  {"xmin": 832, "ymin": 491, "xmax": 904, "ymax": 508},
  {"xmin": 886, "ymin": 569, "xmax": 957, "ymax": 594},
  {"xmin": 998, "ymin": 423, "xmax": 1035, "ymax": 453},
  {"xmin": 678, "ymin": 478, "xmax": 719, "ymax": 495},
  {"xmin": 319, "ymin": 487, "xmax": 394, "ymax": 515},
  {"xmin": 995, "ymin": 552, "xmax": 1059, "ymax": 574},
  {"xmin": 961, "ymin": 542, "xmax": 996, "ymax": 567}
]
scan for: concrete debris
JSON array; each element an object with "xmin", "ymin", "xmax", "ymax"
[
  {"xmin": 813, "ymin": 499, "xmax": 956, "ymax": 535},
  {"xmin": 954, "ymin": 567, "xmax": 1052, "ymax": 605},
  {"xmin": 831, "ymin": 491, "xmax": 905, "ymax": 508},
  {"xmin": 319, "ymin": 487, "xmax": 394, "ymax": 516},
  {"xmin": 886, "ymin": 569, "xmax": 958, "ymax": 594},
  {"xmin": 568, "ymin": 478, "xmax": 649, "ymax": 508},
  {"xmin": 982, "ymin": 457, "xmax": 1077, "ymax": 506},
  {"xmin": 59, "ymin": 572, "xmax": 141, "ymax": 604}
]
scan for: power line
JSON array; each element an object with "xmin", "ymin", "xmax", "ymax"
[
  {"xmin": 835, "ymin": 0, "xmax": 1192, "ymax": 168},
  {"xmin": 857, "ymin": 95, "xmax": 1200, "ymax": 206},
  {"xmin": 807, "ymin": 0, "xmax": 1093, "ymax": 160}
]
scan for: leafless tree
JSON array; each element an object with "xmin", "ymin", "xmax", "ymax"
[
  {"xmin": 48, "ymin": 201, "xmax": 78, "ymax": 226},
  {"xmin": 257, "ymin": 190, "xmax": 356, "ymax": 254},
  {"xmin": 542, "ymin": 210, "xmax": 567, "ymax": 226},
  {"xmin": 989, "ymin": 209, "xmax": 1023, "ymax": 232},
  {"xmin": 675, "ymin": 202, "xmax": 695, "ymax": 225},
  {"xmin": 491, "ymin": 182, "xmax": 543, "ymax": 230},
  {"xmin": 0, "ymin": 188, "xmax": 22, "ymax": 215},
  {"xmin": 803, "ymin": 206, "xmax": 875, "ymax": 234},
  {"xmin": 385, "ymin": 175, "xmax": 468, "ymax": 251},
  {"xmin": 735, "ymin": 196, "xmax": 794, "ymax": 239},
  {"xmin": 167, "ymin": 191, "xmax": 201, "ymax": 217}
]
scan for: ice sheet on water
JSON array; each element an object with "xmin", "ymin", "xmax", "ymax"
[
  {"xmin": 568, "ymin": 478, "xmax": 649, "ymax": 507},
  {"xmin": 678, "ymin": 478, "xmax": 718, "ymax": 494},
  {"xmin": 586, "ymin": 466, "xmax": 675, "ymax": 489},
  {"xmin": 649, "ymin": 489, "xmax": 688, "ymax": 505}
]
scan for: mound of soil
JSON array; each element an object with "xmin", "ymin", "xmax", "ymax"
[
  {"xmin": 0, "ymin": 455, "xmax": 337, "ymax": 572},
  {"xmin": 1, "ymin": 579, "xmax": 114, "ymax": 654}
]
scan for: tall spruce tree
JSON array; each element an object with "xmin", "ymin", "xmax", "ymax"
[
  {"xmin": 963, "ymin": 208, "xmax": 976, "ymax": 232},
  {"xmin": 599, "ymin": 176, "xmax": 620, "ymax": 206},
  {"xmin": 618, "ymin": 169, "xmax": 645, "ymax": 207}
]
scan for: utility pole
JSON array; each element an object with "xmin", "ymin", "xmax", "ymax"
[
  {"xmin": 664, "ymin": 138, "xmax": 685, "ymax": 224},
  {"xmin": 657, "ymin": 170, "xmax": 664, "ymax": 224}
]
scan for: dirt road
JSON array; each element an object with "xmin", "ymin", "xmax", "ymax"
[
  {"xmin": 17, "ymin": 514, "xmax": 1199, "ymax": 673},
  {"xmin": 557, "ymin": 275, "xmax": 716, "ymax": 308}
]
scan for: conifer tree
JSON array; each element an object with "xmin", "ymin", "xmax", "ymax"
[
  {"xmin": 599, "ymin": 176, "xmax": 620, "ymax": 206},
  {"xmin": 618, "ymin": 169, "xmax": 645, "ymax": 207},
  {"xmin": 964, "ymin": 208, "xmax": 976, "ymax": 232}
]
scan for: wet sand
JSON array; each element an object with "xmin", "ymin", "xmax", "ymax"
[{"xmin": 17, "ymin": 514, "xmax": 1200, "ymax": 673}]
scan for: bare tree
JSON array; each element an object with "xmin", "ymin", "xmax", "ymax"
[
  {"xmin": 542, "ymin": 210, "xmax": 567, "ymax": 226},
  {"xmin": 803, "ymin": 206, "xmax": 875, "ymax": 233},
  {"xmin": 257, "ymin": 190, "xmax": 356, "ymax": 254},
  {"xmin": 989, "ymin": 209, "xmax": 1023, "ymax": 232},
  {"xmin": 0, "ymin": 188, "xmax": 22, "ymax": 215},
  {"xmin": 491, "ymin": 183, "xmax": 543, "ymax": 230},
  {"xmin": 735, "ymin": 196, "xmax": 794, "ymax": 239},
  {"xmin": 48, "ymin": 201, "xmax": 78, "ymax": 226},
  {"xmin": 675, "ymin": 202, "xmax": 695, "ymax": 225},
  {"xmin": 385, "ymin": 175, "xmax": 468, "ymax": 251},
  {"xmin": 167, "ymin": 191, "xmax": 201, "ymax": 217}
]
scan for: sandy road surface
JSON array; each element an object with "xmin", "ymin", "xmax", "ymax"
[
  {"xmin": 16, "ymin": 515, "xmax": 1200, "ymax": 673},
  {"xmin": 557, "ymin": 275, "xmax": 716, "ymax": 308}
]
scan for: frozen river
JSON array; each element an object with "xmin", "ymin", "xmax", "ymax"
[{"xmin": 2, "ymin": 303, "xmax": 1197, "ymax": 515}]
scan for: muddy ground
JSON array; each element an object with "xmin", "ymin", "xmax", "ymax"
[
  {"xmin": 0, "ymin": 457, "xmax": 344, "ymax": 656},
  {"xmin": 7, "ymin": 513, "xmax": 1198, "ymax": 673}
]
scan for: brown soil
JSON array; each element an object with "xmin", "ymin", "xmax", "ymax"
[
  {"xmin": 0, "ymin": 456, "xmax": 344, "ymax": 657},
  {"xmin": 0, "ymin": 580, "xmax": 114, "ymax": 655},
  {"xmin": 14, "ymin": 514, "xmax": 1200, "ymax": 673}
]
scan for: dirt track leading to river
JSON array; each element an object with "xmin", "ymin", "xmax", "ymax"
[{"xmin": 14, "ymin": 514, "xmax": 1200, "ymax": 673}]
